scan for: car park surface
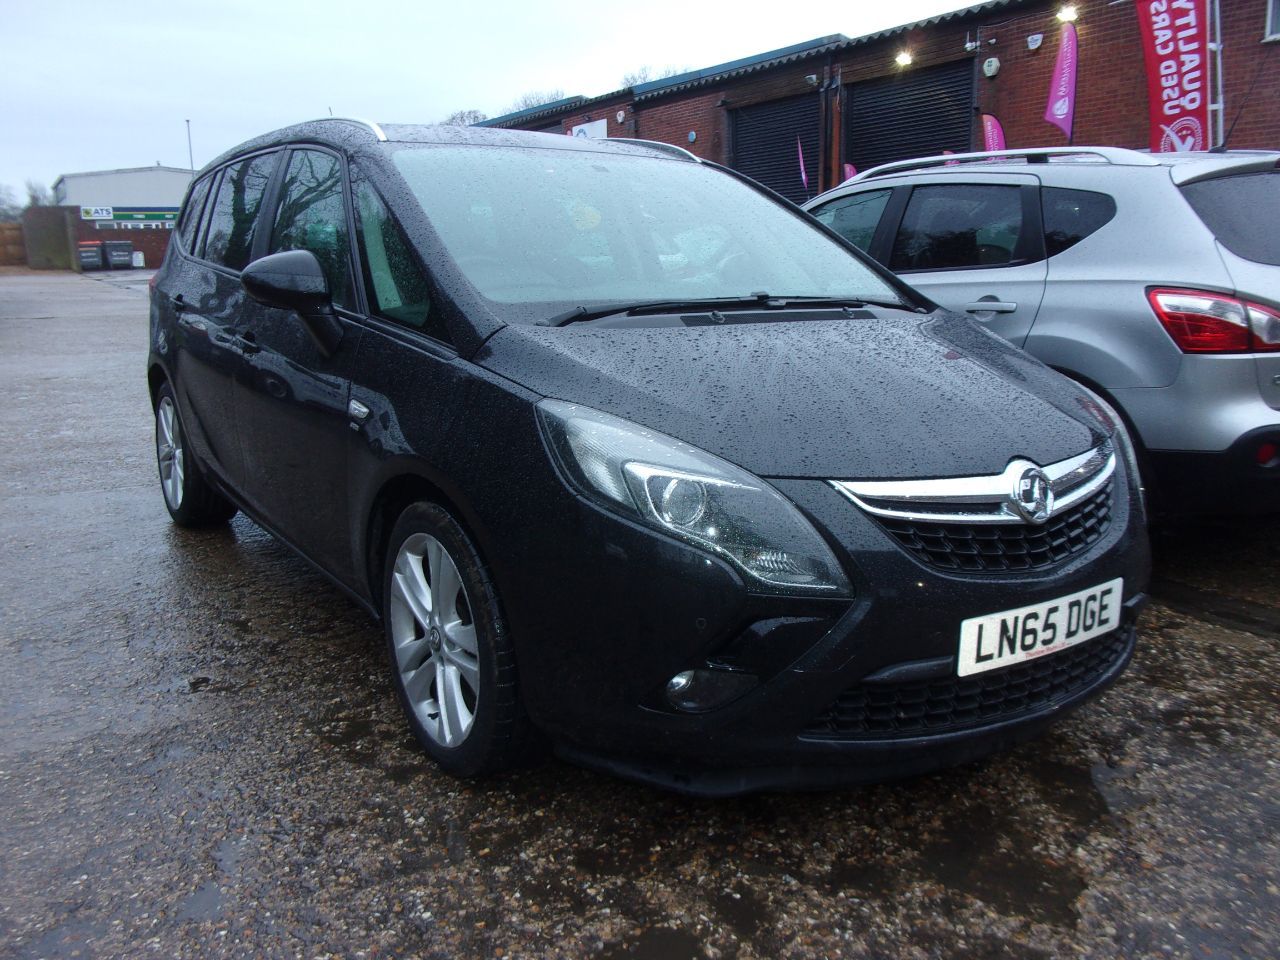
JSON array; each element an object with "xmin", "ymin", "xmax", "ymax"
[
  {"xmin": 3, "ymin": 262, "xmax": 1280, "ymax": 958},
  {"xmin": 147, "ymin": 122, "xmax": 1150, "ymax": 791},
  {"xmin": 804, "ymin": 147, "xmax": 1280, "ymax": 516}
]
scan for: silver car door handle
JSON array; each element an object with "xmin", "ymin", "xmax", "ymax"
[{"xmin": 964, "ymin": 301, "xmax": 1018, "ymax": 313}]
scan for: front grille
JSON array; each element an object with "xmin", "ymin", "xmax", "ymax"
[
  {"xmin": 802, "ymin": 627, "xmax": 1133, "ymax": 740},
  {"xmin": 878, "ymin": 483, "xmax": 1113, "ymax": 573}
]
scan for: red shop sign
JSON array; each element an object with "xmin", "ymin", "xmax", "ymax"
[{"xmin": 1136, "ymin": 0, "xmax": 1212, "ymax": 151}]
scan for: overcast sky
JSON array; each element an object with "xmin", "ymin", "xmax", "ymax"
[{"xmin": 1, "ymin": 0, "xmax": 980, "ymax": 199}]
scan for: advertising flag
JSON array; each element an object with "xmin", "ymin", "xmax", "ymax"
[
  {"xmin": 981, "ymin": 114, "xmax": 1007, "ymax": 151},
  {"xmin": 1044, "ymin": 23, "xmax": 1078, "ymax": 140},
  {"xmin": 1135, "ymin": 0, "xmax": 1211, "ymax": 151},
  {"xmin": 797, "ymin": 137, "xmax": 809, "ymax": 194}
]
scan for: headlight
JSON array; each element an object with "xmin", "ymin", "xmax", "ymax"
[{"xmin": 537, "ymin": 399, "xmax": 851, "ymax": 596}]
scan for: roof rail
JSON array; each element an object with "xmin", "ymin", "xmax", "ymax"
[
  {"xmin": 624, "ymin": 138, "xmax": 700, "ymax": 162},
  {"xmin": 310, "ymin": 117, "xmax": 388, "ymax": 142},
  {"xmin": 853, "ymin": 146, "xmax": 1160, "ymax": 181}
]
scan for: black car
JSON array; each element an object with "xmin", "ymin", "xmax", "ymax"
[{"xmin": 148, "ymin": 119, "xmax": 1150, "ymax": 795}]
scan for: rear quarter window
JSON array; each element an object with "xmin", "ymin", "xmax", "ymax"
[
  {"xmin": 178, "ymin": 176, "xmax": 214, "ymax": 252},
  {"xmin": 1180, "ymin": 172, "xmax": 1280, "ymax": 266},
  {"xmin": 202, "ymin": 153, "xmax": 278, "ymax": 271},
  {"xmin": 1041, "ymin": 187, "xmax": 1116, "ymax": 257},
  {"xmin": 810, "ymin": 189, "xmax": 891, "ymax": 252}
]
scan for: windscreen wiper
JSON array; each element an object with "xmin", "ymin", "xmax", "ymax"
[{"xmin": 541, "ymin": 293, "xmax": 918, "ymax": 327}]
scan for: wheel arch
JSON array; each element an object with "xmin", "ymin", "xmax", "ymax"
[
  {"xmin": 361, "ymin": 467, "xmax": 498, "ymax": 619},
  {"xmin": 1048, "ymin": 365, "xmax": 1149, "ymax": 457},
  {"xmin": 147, "ymin": 360, "xmax": 172, "ymax": 410}
]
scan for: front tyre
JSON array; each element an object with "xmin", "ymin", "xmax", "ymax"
[
  {"xmin": 154, "ymin": 382, "xmax": 237, "ymax": 527},
  {"xmin": 382, "ymin": 502, "xmax": 529, "ymax": 777}
]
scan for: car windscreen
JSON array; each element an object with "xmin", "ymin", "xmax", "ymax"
[
  {"xmin": 1180, "ymin": 171, "xmax": 1280, "ymax": 266},
  {"xmin": 389, "ymin": 144, "xmax": 905, "ymax": 318}
]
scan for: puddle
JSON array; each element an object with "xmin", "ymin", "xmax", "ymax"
[
  {"xmin": 597, "ymin": 926, "xmax": 703, "ymax": 960},
  {"xmin": 1021, "ymin": 757, "xmax": 1109, "ymax": 827},
  {"xmin": 178, "ymin": 879, "xmax": 223, "ymax": 922},
  {"xmin": 898, "ymin": 791, "xmax": 1089, "ymax": 930},
  {"xmin": 825, "ymin": 855, "xmax": 903, "ymax": 898},
  {"xmin": 918, "ymin": 825, "xmax": 1085, "ymax": 928},
  {"xmin": 1149, "ymin": 578, "xmax": 1280, "ymax": 641},
  {"xmin": 573, "ymin": 842, "xmax": 654, "ymax": 878},
  {"xmin": 709, "ymin": 882, "xmax": 772, "ymax": 942},
  {"xmin": 177, "ymin": 833, "xmax": 251, "ymax": 922}
]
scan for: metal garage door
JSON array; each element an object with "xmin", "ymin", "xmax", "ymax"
[
  {"xmin": 844, "ymin": 60, "xmax": 974, "ymax": 174},
  {"xmin": 731, "ymin": 94, "xmax": 821, "ymax": 205}
]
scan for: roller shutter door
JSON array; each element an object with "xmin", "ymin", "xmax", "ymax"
[
  {"xmin": 844, "ymin": 60, "xmax": 974, "ymax": 174},
  {"xmin": 731, "ymin": 94, "xmax": 821, "ymax": 205}
]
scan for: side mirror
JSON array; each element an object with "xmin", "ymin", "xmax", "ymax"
[{"xmin": 241, "ymin": 250, "xmax": 343, "ymax": 356}]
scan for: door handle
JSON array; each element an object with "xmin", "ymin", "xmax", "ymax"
[
  {"xmin": 169, "ymin": 294, "xmax": 186, "ymax": 313},
  {"xmin": 234, "ymin": 330, "xmax": 260, "ymax": 354},
  {"xmin": 964, "ymin": 300, "xmax": 1018, "ymax": 314}
]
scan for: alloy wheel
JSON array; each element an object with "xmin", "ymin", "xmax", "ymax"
[
  {"xmin": 388, "ymin": 533, "xmax": 481, "ymax": 747},
  {"xmin": 156, "ymin": 396, "xmax": 185, "ymax": 510}
]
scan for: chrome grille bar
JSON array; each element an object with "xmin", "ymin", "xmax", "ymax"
[{"xmin": 831, "ymin": 442, "xmax": 1115, "ymax": 525}]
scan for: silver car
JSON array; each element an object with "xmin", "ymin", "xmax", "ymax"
[{"xmin": 804, "ymin": 147, "xmax": 1280, "ymax": 514}]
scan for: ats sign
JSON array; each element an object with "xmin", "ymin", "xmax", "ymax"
[
  {"xmin": 80, "ymin": 206, "xmax": 113, "ymax": 220},
  {"xmin": 1136, "ymin": 0, "xmax": 1211, "ymax": 151}
]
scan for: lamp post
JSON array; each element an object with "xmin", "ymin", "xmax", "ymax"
[{"xmin": 185, "ymin": 120, "xmax": 194, "ymax": 173}]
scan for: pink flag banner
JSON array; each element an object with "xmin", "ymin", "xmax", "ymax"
[
  {"xmin": 842, "ymin": 163, "xmax": 857, "ymax": 182},
  {"xmin": 1044, "ymin": 23, "xmax": 1078, "ymax": 141},
  {"xmin": 1135, "ymin": 0, "xmax": 1211, "ymax": 151},
  {"xmin": 797, "ymin": 137, "xmax": 809, "ymax": 194},
  {"xmin": 981, "ymin": 114, "xmax": 1007, "ymax": 151}
]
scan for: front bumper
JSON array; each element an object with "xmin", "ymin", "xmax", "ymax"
[
  {"xmin": 558, "ymin": 614, "xmax": 1139, "ymax": 797},
  {"xmin": 507, "ymin": 456, "xmax": 1150, "ymax": 794}
]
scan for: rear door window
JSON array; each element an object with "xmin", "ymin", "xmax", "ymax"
[
  {"xmin": 1180, "ymin": 172, "xmax": 1280, "ymax": 266},
  {"xmin": 178, "ymin": 175, "xmax": 214, "ymax": 253},
  {"xmin": 890, "ymin": 184, "xmax": 1023, "ymax": 271},
  {"xmin": 810, "ymin": 189, "xmax": 891, "ymax": 252},
  {"xmin": 269, "ymin": 149, "xmax": 354, "ymax": 309},
  {"xmin": 202, "ymin": 152, "xmax": 278, "ymax": 270},
  {"xmin": 1042, "ymin": 187, "xmax": 1116, "ymax": 257}
]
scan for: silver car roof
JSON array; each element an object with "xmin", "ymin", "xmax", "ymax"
[{"xmin": 840, "ymin": 146, "xmax": 1279, "ymax": 190}]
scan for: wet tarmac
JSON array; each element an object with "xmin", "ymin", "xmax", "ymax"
[{"xmin": 1, "ymin": 268, "xmax": 1278, "ymax": 958}]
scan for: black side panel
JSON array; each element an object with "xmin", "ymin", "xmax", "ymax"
[
  {"xmin": 731, "ymin": 94, "xmax": 821, "ymax": 205},
  {"xmin": 844, "ymin": 60, "xmax": 974, "ymax": 173}
]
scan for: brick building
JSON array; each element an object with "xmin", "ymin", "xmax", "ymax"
[{"xmin": 482, "ymin": 0, "xmax": 1279, "ymax": 203}]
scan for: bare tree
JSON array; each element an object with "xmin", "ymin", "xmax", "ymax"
[
  {"xmin": 621, "ymin": 66, "xmax": 687, "ymax": 87},
  {"xmin": 24, "ymin": 180, "xmax": 51, "ymax": 207},
  {"xmin": 502, "ymin": 89, "xmax": 566, "ymax": 114},
  {"xmin": 0, "ymin": 185, "xmax": 22, "ymax": 220},
  {"xmin": 442, "ymin": 109, "xmax": 488, "ymax": 126}
]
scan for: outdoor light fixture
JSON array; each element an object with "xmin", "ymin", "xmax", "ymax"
[
  {"xmin": 895, "ymin": 50, "xmax": 913, "ymax": 66},
  {"xmin": 1057, "ymin": 4, "xmax": 1078, "ymax": 22}
]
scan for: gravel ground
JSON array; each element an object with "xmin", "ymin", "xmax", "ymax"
[{"xmin": 1, "ymin": 269, "xmax": 1277, "ymax": 959}]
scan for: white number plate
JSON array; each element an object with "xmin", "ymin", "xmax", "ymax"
[{"xmin": 957, "ymin": 578, "xmax": 1124, "ymax": 678}]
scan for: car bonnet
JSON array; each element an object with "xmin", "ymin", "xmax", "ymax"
[{"xmin": 475, "ymin": 313, "xmax": 1106, "ymax": 480}]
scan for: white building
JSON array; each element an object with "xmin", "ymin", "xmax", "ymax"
[
  {"xmin": 53, "ymin": 165, "xmax": 193, "ymax": 232},
  {"xmin": 53, "ymin": 165, "xmax": 193, "ymax": 208}
]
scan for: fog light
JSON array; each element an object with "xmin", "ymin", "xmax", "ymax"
[
  {"xmin": 665, "ymin": 668, "xmax": 757, "ymax": 712},
  {"xmin": 1258, "ymin": 441, "xmax": 1279, "ymax": 467}
]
